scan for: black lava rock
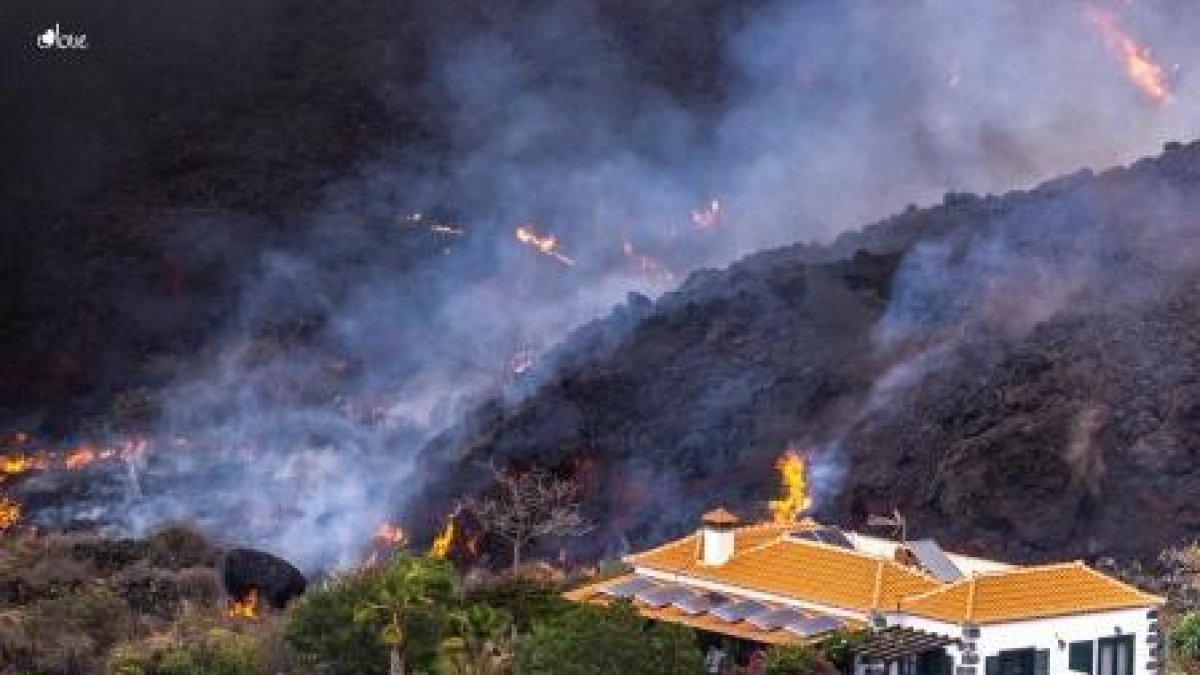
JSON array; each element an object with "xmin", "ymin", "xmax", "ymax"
[{"xmin": 220, "ymin": 548, "xmax": 307, "ymax": 609}]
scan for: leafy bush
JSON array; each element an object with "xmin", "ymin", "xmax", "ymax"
[
  {"xmin": 286, "ymin": 567, "xmax": 390, "ymax": 675},
  {"xmin": 819, "ymin": 630, "xmax": 866, "ymax": 671},
  {"xmin": 764, "ymin": 644, "xmax": 840, "ymax": 674},
  {"xmin": 466, "ymin": 576, "xmax": 572, "ymax": 632},
  {"xmin": 516, "ymin": 600, "xmax": 701, "ymax": 674},
  {"xmin": 1173, "ymin": 610, "xmax": 1200, "ymax": 663}
]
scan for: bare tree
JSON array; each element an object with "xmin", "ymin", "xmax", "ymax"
[{"xmin": 466, "ymin": 465, "xmax": 589, "ymax": 572}]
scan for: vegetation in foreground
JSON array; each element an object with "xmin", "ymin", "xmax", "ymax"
[{"xmin": 8, "ymin": 527, "xmax": 1200, "ymax": 673}]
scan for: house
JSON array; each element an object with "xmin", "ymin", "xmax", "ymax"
[{"xmin": 565, "ymin": 508, "xmax": 1165, "ymax": 675}]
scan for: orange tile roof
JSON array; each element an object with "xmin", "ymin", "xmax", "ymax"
[
  {"xmin": 897, "ymin": 561, "xmax": 1164, "ymax": 624},
  {"xmin": 627, "ymin": 525, "xmax": 940, "ymax": 613},
  {"xmin": 606, "ymin": 522, "xmax": 1164, "ymax": 628}
]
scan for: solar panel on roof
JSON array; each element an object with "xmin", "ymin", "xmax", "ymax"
[
  {"xmin": 711, "ymin": 599, "xmax": 769, "ymax": 623},
  {"xmin": 906, "ymin": 539, "xmax": 965, "ymax": 582},
  {"xmin": 672, "ymin": 591, "xmax": 728, "ymax": 615},
  {"xmin": 602, "ymin": 576, "xmax": 658, "ymax": 598},
  {"xmin": 637, "ymin": 584, "xmax": 694, "ymax": 608},
  {"xmin": 784, "ymin": 616, "xmax": 844, "ymax": 637},
  {"xmin": 793, "ymin": 526, "xmax": 854, "ymax": 549},
  {"xmin": 746, "ymin": 608, "xmax": 806, "ymax": 631}
]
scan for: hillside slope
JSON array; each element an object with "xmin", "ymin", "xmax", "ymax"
[{"xmin": 414, "ymin": 140, "xmax": 1200, "ymax": 564}]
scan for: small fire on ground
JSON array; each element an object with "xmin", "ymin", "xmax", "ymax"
[
  {"xmin": 429, "ymin": 507, "xmax": 461, "ymax": 559},
  {"xmin": 228, "ymin": 588, "xmax": 259, "ymax": 620}
]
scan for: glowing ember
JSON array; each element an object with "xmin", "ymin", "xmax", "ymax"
[
  {"xmin": 0, "ymin": 497, "xmax": 21, "ymax": 533},
  {"xmin": 1085, "ymin": 5, "xmax": 1172, "ymax": 105},
  {"xmin": 374, "ymin": 522, "xmax": 407, "ymax": 548},
  {"xmin": 228, "ymin": 588, "xmax": 259, "ymax": 619},
  {"xmin": 515, "ymin": 226, "xmax": 576, "ymax": 266},
  {"xmin": 768, "ymin": 449, "xmax": 812, "ymax": 523},
  {"xmin": 430, "ymin": 510, "xmax": 459, "ymax": 559},
  {"xmin": 1, "ymin": 455, "xmax": 40, "ymax": 475},
  {"xmin": 64, "ymin": 446, "xmax": 99, "ymax": 470}
]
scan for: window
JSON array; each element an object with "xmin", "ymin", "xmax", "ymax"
[
  {"xmin": 984, "ymin": 648, "xmax": 1049, "ymax": 675},
  {"xmin": 1069, "ymin": 640, "xmax": 1094, "ymax": 674},
  {"xmin": 1098, "ymin": 636, "xmax": 1134, "ymax": 675},
  {"xmin": 916, "ymin": 649, "xmax": 953, "ymax": 675}
]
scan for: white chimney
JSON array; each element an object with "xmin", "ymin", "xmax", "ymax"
[{"xmin": 700, "ymin": 507, "xmax": 740, "ymax": 566}]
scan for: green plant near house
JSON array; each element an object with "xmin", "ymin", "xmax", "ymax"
[
  {"xmin": 440, "ymin": 603, "xmax": 515, "ymax": 674},
  {"xmin": 764, "ymin": 643, "xmax": 840, "ymax": 675},
  {"xmin": 819, "ymin": 629, "xmax": 867, "ymax": 672},
  {"xmin": 286, "ymin": 566, "xmax": 393, "ymax": 675},
  {"xmin": 465, "ymin": 576, "xmax": 572, "ymax": 632},
  {"xmin": 516, "ymin": 600, "xmax": 702, "ymax": 674},
  {"xmin": 351, "ymin": 553, "xmax": 460, "ymax": 675},
  {"xmin": 1172, "ymin": 610, "xmax": 1200, "ymax": 666}
]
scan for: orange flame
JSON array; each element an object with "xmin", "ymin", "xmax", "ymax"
[
  {"xmin": 430, "ymin": 510, "xmax": 459, "ymax": 559},
  {"xmin": 228, "ymin": 588, "xmax": 259, "ymax": 619},
  {"xmin": 768, "ymin": 450, "xmax": 812, "ymax": 523},
  {"xmin": 0, "ymin": 497, "xmax": 21, "ymax": 534},
  {"xmin": 515, "ymin": 226, "xmax": 576, "ymax": 266},
  {"xmin": 1, "ymin": 455, "xmax": 41, "ymax": 475},
  {"xmin": 64, "ymin": 446, "xmax": 99, "ymax": 470},
  {"xmin": 1085, "ymin": 5, "xmax": 1172, "ymax": 105}
]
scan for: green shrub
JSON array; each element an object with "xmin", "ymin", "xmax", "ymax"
[
  {"xmin": 764, "ymin": 643, "xmax": 840, "ymax": 674},
  {"xmin": 819, "ymin": 630, "xmax": 866, "ymax": 671},
  {"xmin": 1173, "ymin": 610, "xmax": 1200, "ymax": 662},
  {"xmin": 517, "ymin": 600, "xmax": 701, "ymax": 674},
  {"xmin": 286, "ymin": 566, "xmax": 392, "ymax": 675},
  {"xmin": 466, "ymin": 576, "xmax": 572, "ymax": 632}
]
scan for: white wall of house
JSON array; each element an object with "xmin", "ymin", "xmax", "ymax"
[
  {"xmin": 877, "ymin": 606, "xmax": 1159, "ymax": 675},
  {"xmin": 971, "ymin": 608, "xmax": 1157, "ymax": 675}
]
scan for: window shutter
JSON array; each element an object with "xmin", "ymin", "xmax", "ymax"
[
  {"xmin": 1034, "ymin": 649, "xmax": 1050, "ymax": 675},
  {"xmin": 985, "ymin": 656, "xmax": 999, "ymax": 675}
]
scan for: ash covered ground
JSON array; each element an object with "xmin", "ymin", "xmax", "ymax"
[{"xmin": 5, "ymin": 0, "xmax": 1200, "ymax": 570}]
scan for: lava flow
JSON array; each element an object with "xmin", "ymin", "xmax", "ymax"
[
  {"xmin": 1085, "ymin": 4, "xmax": 1172, "ymax": 105},
  {"xmin": 514, "ymin": 225, "xmax": 576, "ymax": 266},
  {"xmin": 768, "ymin": 449, "xmax": 812, "ymax": 523}
]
